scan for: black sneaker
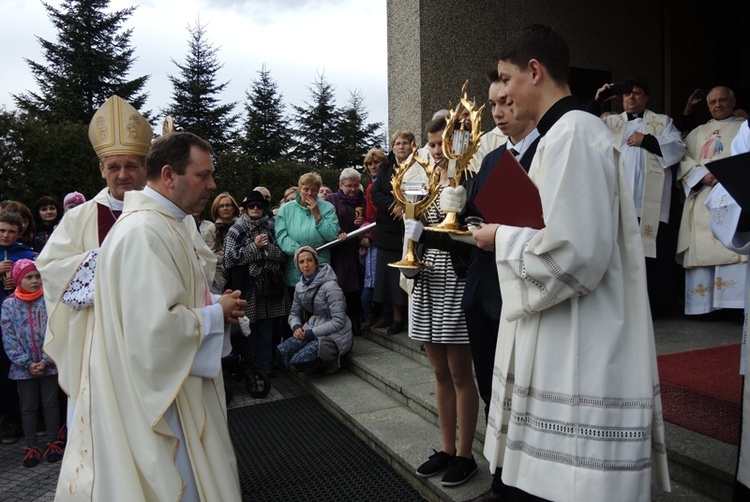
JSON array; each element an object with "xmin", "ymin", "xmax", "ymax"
[
  {"xmin": 43, "ymin": 440, "xmax": 65, "ymax": 463},
  {"xmin": 441, "ymin": 455, "xmax": 478, "ymax": 486},
  {"xmin": 22, "ymin": 446, "xmax": 41, "ymax": 468},
  {"xmin": 416, "ymin": 449, "xmax": 454, "ymax": 477},
  {"xmin": 1, "ymin": 422, "xmax": 22, "ymax": 445}
]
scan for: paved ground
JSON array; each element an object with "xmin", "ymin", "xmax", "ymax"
[
  {"xmin": 0, "ymin": 308, "xmax": 743, "ymax": 500},
  {"xmin": 0, "ymin": 371, "xmax": 305, "ymax": 501}
]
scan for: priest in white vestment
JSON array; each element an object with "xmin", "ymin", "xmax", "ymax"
[
  {"xmin": 471, "ymin": 25, "xmax": 670, "ymax": 501},
  {"xmin": 706, "ymin": 125, "xmax": 750, "ymax": 499},
  {"xmin": 37, "ymin": 96, "xmax": 152, "ymax": 426},
  {"xmin": 677, "ymin": 86, "xmax": 747, "ymax": 316},
  {"xmin": 598, "ymin": 78, "xmax": 685, "ymax": 308},
  {"xmin": 55, "ymin": 132, "xmax": 243, "ymax": 501}
]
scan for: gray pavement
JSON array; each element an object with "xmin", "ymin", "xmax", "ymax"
[{"xmin": 0, "ymin": 310, "xmax": 744, "ymax": 501}]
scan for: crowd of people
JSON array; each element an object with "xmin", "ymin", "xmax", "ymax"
[{"xmin": 1, "ymin": 22, "xmax": 749, "ymax": 502}]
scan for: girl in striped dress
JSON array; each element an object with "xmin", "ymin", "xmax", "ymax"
[{"xmin": 405, "ymin": 117, "xmax": 478, "ymax": 487}]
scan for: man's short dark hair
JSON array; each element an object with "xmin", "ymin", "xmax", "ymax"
[
  {"xmin": 425, "ymin": 117, "xmax": 447, "ymax": 136},
  {"xmin": 623, "ymin": 77, "xmax": 650, "ymax": 96},
  {"xmin": 0, "ymin": 211, "xmax": 23, "ymax": 231},
  {"xmin": 495, "ymin": 24, "xmax": 570, "ymax": 86},
  {"xmin": 486, "ymin": 68, "xmax": 500, "ymax": 84},
  {"xmin": 146, "ymin": 132, "xmax": 214, "ymax": 180}
]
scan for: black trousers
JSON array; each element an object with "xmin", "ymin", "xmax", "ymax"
[
  {"xmin": 464, "ymin": 303, "xmax": 500, "ymax": 421},
  {"xmin": 0, "ymin": 332, "xmax": 20, "ymax": 425}
]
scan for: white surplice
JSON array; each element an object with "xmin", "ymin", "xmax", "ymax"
[
  {"xmin": 37, "ymin": 188, "xmax": 216, "ymax": 427},
  {"xmin": 706, "ymin": 130, "xmax": 750, "ymax": 491},
  {"xmin": 55, "ymin": 189, "xmax": 238, "ymax": 501},
  {"xmin": 484, "ymin": 107, "xmax": 670, "ymax": 501},
  {"xmin": 37, "ymin": 188, "xmax": 116, "ymax": 410},
  {"xmin": 604, "ymin": 111, "xmax": 685, "ymax": 257}
]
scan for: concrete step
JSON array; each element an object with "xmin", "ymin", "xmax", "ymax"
[
  {"xmin": 292, "ymin": 367, "xmax": 492, "ymax": 502},
  {"xmin": 289, "ymin": 324, "xmax": 735, "ymax": 501},
  {"xmin": 363, "ymin": 325, "xmax": 736, "ymax": 500},
  {"xmin": 346, "ymin": 333, "xmax": 487, "ymax": 449}
]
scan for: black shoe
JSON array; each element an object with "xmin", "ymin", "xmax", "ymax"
[
  {"xmin": 470, "ymin": 488, "xmax": 507, "ymax": 501},
  {"xmin": 441, "ymin": 455, "xmax": 478, "ymax": 486},
  {"xmin": 22, "ymin": 446, "xmax": 41, "ymax": 468},
  {"xmin": 387, "ymin": 321, "xmax": 405, "ymax": 335},
  {"xmin": 43, "ymin": 440, "xmax": 65, "ymax": 463},
  {"xmin": 1, "ymin": 422, "xmax": 21, "ymax": 445},
  {"xmin": 371, "ymin": 318, "xmax": 391, "ymax": 329},
  {"xmin": 416, "ymin": 449, "xmax": 454, "ymax": 477}
]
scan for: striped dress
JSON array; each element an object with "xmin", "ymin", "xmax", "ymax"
[{"xmin": 409, "ymin": 189, "xmax": 469, "ymax": 344}]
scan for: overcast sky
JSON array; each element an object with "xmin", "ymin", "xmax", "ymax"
[{"xmin": 1, "ymin": 0, "xmax": 388, "ymax": 129}]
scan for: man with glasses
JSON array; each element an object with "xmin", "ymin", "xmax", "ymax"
[{"xmin": 593, "ymin": 77, "xmax": 685, "ymax": 311}]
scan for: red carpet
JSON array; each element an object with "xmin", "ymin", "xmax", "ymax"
[{"xmin": 657, "ymin": 344, "xmax": 742, "ymax": 445}]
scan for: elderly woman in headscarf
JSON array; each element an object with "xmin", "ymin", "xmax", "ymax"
[{"xmin": 276, "ymin": 246, "xmax": 352, "ymax": 374}]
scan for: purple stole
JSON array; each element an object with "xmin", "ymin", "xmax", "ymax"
[{"xmin": 97, "ymin": 203, "xmax": 122, "ymax": 245}]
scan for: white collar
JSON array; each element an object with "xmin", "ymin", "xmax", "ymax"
[
  {"xmin": 507, "ymin": 128, "xmax": 540, "ymax": 158},
  {"xmin": 106, "ymin": 191, "xmax": 124, "ymax": 211},
  {"xmin": 143, "ymin": 186, "xmax": 188, "ymax": 220}
]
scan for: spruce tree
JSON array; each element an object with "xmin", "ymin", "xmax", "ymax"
[
  {"xmin": 333, "ymin": 91, "xmax": 382, "ymax": 169},
  {"xmin": 165, "ymin": 20, "xmax": 238, "ymax": 154},
  {"xmin": 240, "ymin": 65, "xmax": 294, "ymax": 167},
  {"xmin": 14, "ymin": 0, "xmax": 149, "ymax": 123},
  {"xmin": 292, "ymin": 74, "xmax": 341, "ymax": 169}
]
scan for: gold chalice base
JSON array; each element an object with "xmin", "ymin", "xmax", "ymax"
[
  {"xmin": 423, "ymin": 224, "xmax": 472, "ymax": 236},
  {"xmin": 388, "ymin": 259, "xmax": 433, "ymax": 270}
]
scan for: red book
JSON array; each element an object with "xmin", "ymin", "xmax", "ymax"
[{"xmin": 474, "ymin": 150, "xmax": 545, "ymax": 229}]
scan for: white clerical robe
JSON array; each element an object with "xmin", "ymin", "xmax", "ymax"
[
  {"xmin": 37, "ymin": 188, "xmax": 114, "ymax": 407},
  {"xmin": 677, "ymin": 117, "xmax": 747, "ymax": 314},
  {"xmin": 55, "ymin": 189, "xmax": 239, "ymax": 501},
  {"xmin": 604, "ymin": 111, "xmax": 685, "ymax": 257},
  {"xmin": 485, "ymin": 108, "xmax": 670, "ymax": 501},
  {"xmin": 706, "ymin": 182, "xmax": 750, "ymax": 491},
  {"xmin": 37, "ymin": 188, "xmax": 217, "ymax": 425}
]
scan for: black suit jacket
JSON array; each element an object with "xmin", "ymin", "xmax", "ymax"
[{"xmin": 460, "ymin": 137, "xmax": 541, "ymax": 317}]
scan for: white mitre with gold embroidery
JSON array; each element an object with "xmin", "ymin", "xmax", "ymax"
[{"xmin": 88, "ymin": 95, "xmax": 152, "ymax": 158}]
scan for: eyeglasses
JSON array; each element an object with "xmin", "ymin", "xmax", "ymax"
[
  {"xmin": 245, "ymin": 203, "xmax": 264, "ymax": 210},
  {"xmin": 218, "ymin": 203, "xmax": 234, "ymax": 209}
]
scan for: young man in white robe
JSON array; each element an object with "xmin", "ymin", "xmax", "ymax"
[
  {"xmin": 469, "ymin": 24, "xmax": 670, "ymax": 501},
  {"xmin": 677, "ymin": 86, "xmax": 747, "ymax": 317},
  {"xmin": 55, "ymin": 132, "xmax": 245, "ymax": 501},
  {"xmin": 36, "ymin": 96, "xmax": 153, "ymax": 426},
  {"xmin": 706, "ymin": 125, "xmax": 750, "ymax": 501}
]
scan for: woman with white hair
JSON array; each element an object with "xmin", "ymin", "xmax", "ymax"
[{"xmin": 325, "ymin": 167, "xmax": 366, "ymax": 336}]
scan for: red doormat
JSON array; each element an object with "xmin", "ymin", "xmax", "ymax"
[{"xmin": 657, "ymin": 344, "xmax": 742, "ymax": 445}]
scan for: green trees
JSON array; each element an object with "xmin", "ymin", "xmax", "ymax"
[
  {"xmin": 241, "ymin": 65, "xmax": 294, "ymax": 167},
  {"xmin": 1, "ymin": 2, "xmax": 384, "ymax": 205},
  {"xmin": 14, "ymin": 0, "xmax": 148, "ymax": 123},
  {"xmin": 291, "ymin": 75, "xmax": 383, "ymax": 171},
  {"xmin": 334, "ymin": 91, "xmax": 383, "ymax": 169},
  {"xmin": 2, "ymin": 0, "xmax": 147, "ymax": 202},
  {"xmin": 165, "ymin": 20, "xmax": 238, "ymax": 155},
  {"xmin": 292, "ymin": 74, "xmax": 341, "ymax": 169}
]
